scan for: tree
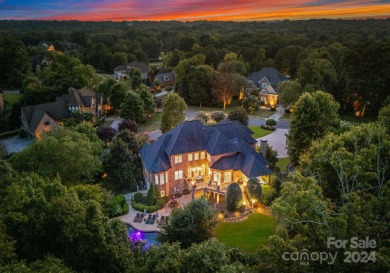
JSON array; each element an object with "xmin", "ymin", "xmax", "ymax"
[
  {"xmin": 118, "ymin": 119, "xmax": 138, "ymax": 133},
  {"xmin": 227, "ymin": 107, "xmax": 249, "ymax": 126},
  {"xmin": 103, "ymin": 139, "xmax": 138, "ymax": 192},
  {"xmin": 378, "ymin": 104, "xmax": 390, "ymax": 134},
  {"xmin": 265, "ymin": 119, "xmax": 277, "ymax": 127},
  {"xmin": 138, "ymin": 86, "xmax": 156, "ymax": 115},
  {"xmin": 109, "ymin": 82, "xmax": 129, "ymax": 110},
  {"xmin": 0, "ymin": 36, "xmax": 31, "ymax": 87},
  {"xmin": 186, "ymin": 65, "xmax": 214, "ymax": 107},
  {"xmin": 212, "ymin": 55, "xmax": 247, "ymax": 109},
  {"xmin": 246, "ymin": 178, "xmax": 262, "ymax": 202},
  {"xmin": 226, "ymin": 183, "xmax": 243, "ymax": 211},
  {"xmin": 274, "ymin": 45, "xmax": 303, "ymax": 77},
  {"xmin": 242, "ymin": 95, "xmax": 259, "ymax": 114},
  {"xmin": 96, "ymin": 126, "xmax": 118, "ymax": 143},
  {"xmin": 211, "ymin": 111, "xmax": 225, "ymax": 123},
  {"xmin": 288, "ymin": 91, "xmax": 340, "ymax": 164},
  {"xmin": 158, "ymin": 198, "xmax": 216, "ymax": 248},
  {"xmin": 195, "ymin": 111, "xmax": 208, "ymax": 124},
  {"xmin": 9, "ymin": 128, "xmax": 102, "ymax": 184},
  {"xmin": 278, "ymin": 81, "xmax": 303, "ymax": 108},
  {"xmin": 98, "ymin": 78, "xmax": 116, "ymax": 97},
  {"xmin": 119, "ymin": 91, "xmax": 145, "ymax": 123},
  {"xmin": 146, "ymin": 183, "xmax": 157, "ymax": 205},
  {"xmin": 160, "ymin": 93, "xmax": 187, "ymax": 133}
]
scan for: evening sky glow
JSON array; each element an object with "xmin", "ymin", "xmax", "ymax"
[{"xmin": 1, "ymin": 0, "xmax": 390, "ymax": 21}]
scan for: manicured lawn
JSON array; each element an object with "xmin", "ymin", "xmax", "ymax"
[
  {"xmin": 277, "ymin": 157, "xmax": 290, "ymax": 172},
  {"xmin": 249, "ymin": 126, "xmax": 273, "ymax": 138},
  {"xmin": 340, "ymin": 114, "xmax": 377, "ymax": 124},
  {"xmin": 138, "ymin": 112, "xmax": 161, "ymax": 133},
  {"xmin": 2, "ymin": 94, "xmax": 22, "ymax": 106},
  {"xmin": 215, "ymin": 213, "xmax": 277, "ymax": 251},
  {"xmin": 279, "ymin": 112, "xmax": 291, "ymax": 120}
]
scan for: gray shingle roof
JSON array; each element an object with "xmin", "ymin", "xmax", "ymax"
[
  {"xmin": 155, "ymin": 72, "xmax": 175, "ymax": 83},
  {"xmin": 140, "ymin": 119, "xmax": 271, "ymax": 177},
  {"xmin": 128, "ymin": 61, "xmax": 148, "ymax": 74},
  {"xmin": 247, "ymin": 67, "xmax": 288, "ymax": 90},
  {"xmin": 21, "ymin": 99, "xmax": 70, "ymax": 132}
]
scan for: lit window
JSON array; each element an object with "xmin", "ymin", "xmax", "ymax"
[
  {"xmin": 174, "ymin": 155, "xmax": 182, "ymax": 164},
  {"xmin": 160, "ymin": 174, "xmax": 165, "ymax": 185},
  {"xmin": 224, "ymin": 172, "xmax": 232, "ymax": 183},
  {"xmin": 155, "ymin": 174, "xmax": 159, "ymax": 185},
  {"xmin": 194, "ymin": 153, "xmax": 199, "ymax": 160},
  {"xmin": 200, "ymin": 151, "xmax": 205, "ymax": 159},
  {"xmin": 188, "ymin": 153, "xmax": 193, "ymax": 161},
  {"xmin": 207, "ymin": 153, "xmax": 211, "ymax": 162},
  {"xmin": 161, "ymin": 190, "xmax": 165, "ymax": 197},
  {"xmin": 175, "ymin": 170, "xmax": 183, "ymax": 180}
]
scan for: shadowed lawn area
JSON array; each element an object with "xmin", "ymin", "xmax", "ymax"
[
  {"xmin": 138, "ymin": 112, "xmax": 161, "ymax": 133},
  {"xmin": 215, "ymin": 213, "xmax": 277, "ymax": 251},
  {"xmin": 340, "ymin": 114, "xmax": 377, "ymax": 124},
  {"xmin": 276, "ymin": 157, "xmax": 290, "ymax": 172},
  {"xmin": 3, "ymin": 93, "xmax": 22, "ymax": 106},
  {"xmin": 249, "ymin": 126, "xmax": 273, "ymax": 138},
  {"xmin": 0, "ymin": 144, "xmax": 7, "ymax": 159}
]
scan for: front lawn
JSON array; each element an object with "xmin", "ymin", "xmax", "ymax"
[
  {"xmin": 2, "ymin": 93, "xmax": 22, "ymax": 106},
  {"xmin": 138, "ymin": 112, "xmax": 161, "ymax": 133},
  {"xmin": 249, "ymin": 126, "xmax": 273, "ymax": 138},
  {"xmin": 276, "ymin": 157, "xmax": 290, "ymax": 172},
  {"xmin": 340, "ymin": 114, "xmax": 377, "ymax": 124},
  {"xmin": 215, "ymin": 213, "xmax": 276, "ymax": 251}
]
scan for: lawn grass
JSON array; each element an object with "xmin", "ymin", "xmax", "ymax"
[
  {"xmin": 138, "ymin": 112, "xmax": 161, "ymax": 133},
  {"xmin": 340, "ymin": 114, "xmax": 377, "ymax": 124},
  {"xmin": 279, "ymin": 112, "xmax": 291, "ymax": 120},
  {"xmin": 276, "ymin": 157, "xmax": 290, "ymax": 172},
  {"xmin": 2, "ymin": 93, "xmax": 22, "ymax": 106},
  {"xmin": 215, "ymin": 213, "xmax": 277, "ymax": 251},
  {"xmin": 0, "ymin": 144, "xmax": 7, "ymax": 159},
  {"xmin": 249, "ymin": 126, "xmax": 273, "ymax": 138}
]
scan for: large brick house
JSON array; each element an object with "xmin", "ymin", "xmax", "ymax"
[
  {"xmin": 21, "ymin": 87, "xmax": 107, "ymax": 138},
  {"xmin": 140, "ymin": 119, "xmax": 272, "ymax": 198},
  {"xmin": 246, "ymin": 67, "xmax": 289, "ymax": 107}
]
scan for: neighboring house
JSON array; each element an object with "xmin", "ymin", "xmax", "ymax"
[
  {"xmin": 21, "ymin": 100, "xmax": 70, "ymax": 139},
  {"xmin": 0, "ymin": 93, "xmax": 4, "ymax": 111},
  {"xmin": 114, "ymin": 61, "xmax": 149, "ymax": 80},
  {"xmin": 140, "ymin": 119, "xmax": 272, "ymax": 200},
  {"xmin": 31, "ymin": 54, "xmax": 53, "ymax": 72},
  {"xmin": 246, "ymin": 67, "xmax": 289, "ymax": 107},
  {"xmin": 154, "ymin": 71, "xmax": 176, "ymax": 89},
  {"xmin": 21, "ymin": 86, "xmax": 107, "ymax": 138}
]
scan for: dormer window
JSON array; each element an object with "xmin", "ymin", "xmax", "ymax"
[
  {"xmin": 262, "ymin": 83, "xmax": 268, "ymax": 88},
  {"xmin": 163, "ymin": 76, "xmax": 169, "ymax": 81},
  {"xmin": 44, "ymin": 121, "xmax": 50, "ymax": 126}
]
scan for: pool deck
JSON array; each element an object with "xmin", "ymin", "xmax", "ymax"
[{"xmin": 114, "ymin": 193, "xmax": 193, "ymax": 232}]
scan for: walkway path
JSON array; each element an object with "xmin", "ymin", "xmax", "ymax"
[
  {"xmin": 257, "ymin": 129, "xmax": 288, "ymax": 158},
  {"xmin": 266, "ymin": 105, "xmax": 285, "ymax": 121}
]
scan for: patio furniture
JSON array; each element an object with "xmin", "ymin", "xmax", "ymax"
[
  {"xmin": 150, "ymin": 214, "xmax": 156, "ymax": 224},
  {"xmin": 145, "ymin": 214, "xmax": 152, "ymax": 224},
  {"xmin": 138, "ymin": 213, "xmax": 144, "ymax": 223},
  {"xmin": 133, "ymin": 213, "xmax": 140, "ymax": 222},
  {"xmin": 158, "ymin": 215, "xmax": 165, "ymax": 226}
]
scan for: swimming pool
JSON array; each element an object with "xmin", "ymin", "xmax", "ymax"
[{"xmin": 126, "ymin": 224, "xmax": 159, "ymax": 250}]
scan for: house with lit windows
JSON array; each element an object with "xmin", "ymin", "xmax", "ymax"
[{"xmin": 139, "ymin": 119, "xmax": 272, "ymax": 200}]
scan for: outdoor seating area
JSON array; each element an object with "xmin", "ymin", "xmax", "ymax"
[{"xmin": 133, "ymin": 212, "xmax": 169, "ymax": 226}]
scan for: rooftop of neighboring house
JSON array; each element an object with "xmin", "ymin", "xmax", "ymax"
[
  {"xmin": 247, "ymin": 67, "xmax": 289, "ymax": 90},
  {"xmin": 58, "ymin": 87, "xmax": 97, "ymax": 108},
  {"xmin": 140, "ymin": 119, "xmax": 272, "ymax": 177},
  {"xmin": 30, "ymin": 53, "xmax": 53, "ymax": 65},
  {"xmin": 114, "ymin": 61, "xmax": 148, "ymax": 74},
  {"xmin": 155, "ymin": 71, "xmax": 176, "ymax": 83},
  {"xmin": 21, "ymin": 99, "xmax": 70, "ymax": 133}
]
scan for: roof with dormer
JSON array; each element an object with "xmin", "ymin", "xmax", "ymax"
[{"xmin": 140, "ymin": 119, "xmax": 272, "ymax": 177}]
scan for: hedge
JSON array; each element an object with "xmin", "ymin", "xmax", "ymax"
[
  {"xmin": 132, "ymin": 197, "xmax": 167, "ymax": 213},
  {"xmin": 0, "ymin": 129, "xmax": 23, "ymax": 139},
  {"xmin": 109, "ymin": 195, "xmax": 128, "ymax": 217},
  {"xmin": 260, "ymin": 125, "xmax": 276, "ymax": 131}
]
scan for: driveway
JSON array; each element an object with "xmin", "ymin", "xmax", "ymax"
[{"xmin": 257, "ymin": 129, "xmax": 289, "ymax": 158}]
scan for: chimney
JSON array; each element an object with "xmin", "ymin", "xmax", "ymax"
[{"xmin": 260, "ymin": 140, "xmax": 267, "ymax": 158}]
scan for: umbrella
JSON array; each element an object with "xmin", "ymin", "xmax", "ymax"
[{"xmin": 156, "ymin": 212, "xmax": 159, "ymax": 218}]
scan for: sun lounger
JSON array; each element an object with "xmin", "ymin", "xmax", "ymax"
[
  {"xmin": 150, "ymin": 214, "xmax": 156, "ymax": 224},
  {"xmin": 158, "ymin": 215, "xmax": 165, "ymax": 226},
  {"xmin": 133, "ymin": 213, "xmax": 140, "ymax": 222},
  {"xmin": 145, "ymin": 214, "xmax": 152, "ymax": 224},
  {"xmin": 138, "ymin": 213, "xmax": 144, "ymax": 223}
]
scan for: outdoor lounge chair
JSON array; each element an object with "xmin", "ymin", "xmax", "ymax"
[
  {"xmin": 138, "ymin": 213, "xmax": 144, "ymax": 223},
  {"xmin": 150, "ymin": 214, "xmax": 156, "ymax": 224},
  {"xmin": 133, "ymin": 213, "xmax": 140, "ymax": 222},
  {"xmin": 145, "ymin": 214, "xmax": 152, "ymax": 224},
  {"xmin": 158, "ymin": 215, "xmax": 165, "ymax": 226}
]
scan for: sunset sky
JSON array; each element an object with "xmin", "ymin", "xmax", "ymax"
[{"xmin": 1, "ymin": 0, "xmax": 390, "ymax": 21}]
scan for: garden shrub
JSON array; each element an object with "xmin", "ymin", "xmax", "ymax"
[
  {"xmin": 132, "ymin": 201, "xmax": 159, "ymax": 213},
  {"xmin": 226, "ymin": 183, "xmax": 243, "ymax": 211},
  {"xmin": 260, "ymin": 125, "xmax": 276, "ymax": 131},
  {"xmin": 211, "ymin": 111, "xmax": 225, "ymax": 123},
  {"xmin": 246, "ymin": 178, "xmax": 262, "ymax": 202},
  {"xmin": 146, "ymin": 184, "xmax": 157, "ymax": 205},
  {"xmin": 261, "ymin": 185, "xmax": 275, "ymax": 206},
  {"xmin": 195, "ymin": 112, "xmax": 208, "ymax": 124},
  {"xmin": 133, "ymin": 192, "xmax": 144, "ymax": 203},
  {"xmin": 266, "ymin": 119, "xmax": 277, "ymax": 127},
  {"xmin": 109, "ymin": 194, "xmax": 127, "ymax": 217},
  {"xmin": 156, "ymin": 198, "xmax": 167, "ymax": 209}
]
